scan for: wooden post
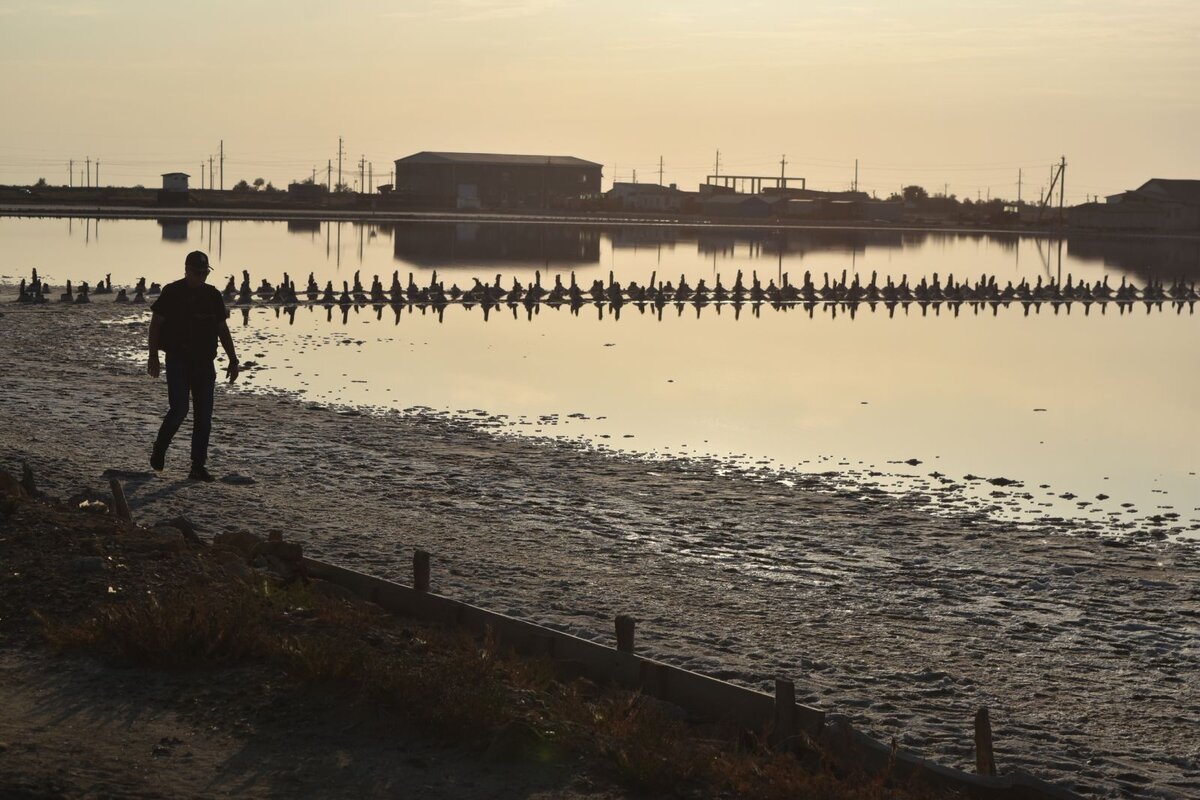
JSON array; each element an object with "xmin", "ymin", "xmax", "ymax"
[
  {"xmin": 108, "ymin": 478, "xmax": 132, "ymax": 522},
  {"xmin": 20, "ymin": 462, "xmax": 39, "ymax": 497},
  {"xmin": 975, "ymin": 707, "xmax": 997, "ymax": 776},
  {"xmin": 773, "ymin": 678, "xmax": 797, "ymax": 750},
  {"xmin": 413, "ymin": 549, "xmax": 430, "ymax": 592},
  {"xmin": 615, "ymin": 614, "xmax": 635, "ymax": 653}
]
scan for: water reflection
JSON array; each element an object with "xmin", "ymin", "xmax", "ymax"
[
  {"xmin": 157, "ymin": 218, "xmax": 187, "ymax": 241},
  {"xmin": 391, "ymin": 221, "xmax": 600, "ymax": 267},
  {"xmin": 221, "ymin": 296, "xmax": 1192, "ymax": 327},
  {"xmin": 1069, "ymin": 235, "xmax": 1200, "ymax": 282},
  {"xmin": 15, "ymin": 216, "xmax": 1200, "ymax": 294}
]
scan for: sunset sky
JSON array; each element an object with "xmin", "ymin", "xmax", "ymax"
[{"xmin": 2, "ymin": 0, "xmax": 1197, "ymax": 202}]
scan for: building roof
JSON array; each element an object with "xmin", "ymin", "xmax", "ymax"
[
  {"xmin": 1136, "ymin": 179, "xmax": 1200, "ymax": 205},
  {"xmin": 608, "ymin": 182, "xmax": 687, "ymax": 195},
  {"xmin": 161, "ymin": 172, "xmax": 190, "ymax": 178},
  {"xmin": 701, "ymin": 194, "xmax": 780, "ymax": 205},
  {"xmin": 396, "ymin": 151, "xmax": 602, "ymax": 168}
]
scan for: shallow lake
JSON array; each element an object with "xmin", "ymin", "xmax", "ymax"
[{"xmin": 4, "ymin": 215, "xmax": 1198, "ymax": 538}]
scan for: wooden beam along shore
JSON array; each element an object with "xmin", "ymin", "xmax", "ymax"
[{"xmin": 300, "ymin": 550, "xmax": 1082, "ymax": 800}]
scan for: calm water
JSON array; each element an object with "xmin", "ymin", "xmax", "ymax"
[{"xmin": 4, "ymin": 216, "xmax": 1199, "ymax": 538}]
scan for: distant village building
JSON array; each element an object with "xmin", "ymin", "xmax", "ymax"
[
  {"xmin": 158, "ymin": 172, "xmax": 191, "ymax": 207},
  {"xmin": 393, "ymin": 152, "xmax": 603, "ymax": 210},
  {"xmin": 606, "ymin": 182, "xmax": 692, "ymax": 212},
  {"xmin": 1070, "ymin": 178, "xmax": 1200, "ymax": 232},
  {"xmin": 161, "ymin": 173, "xmax": 189, "ymax": 192},
  {"xmin": 287, "ymin": 181, "xmax": 328, "ymax": 200},
  {"xmin": 699, "ymin": 194, "xmax": 781, "ymax": 218}
]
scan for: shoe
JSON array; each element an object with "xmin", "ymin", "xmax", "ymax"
[
  {"xmin": 188, "ymin": 464, "xmax": 215, "ymax": 482},
  {"xmin": 150, "ymin": 444, "xmax": 165, "ymax": 472}
]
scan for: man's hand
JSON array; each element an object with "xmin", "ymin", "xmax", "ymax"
[
  {"xmin": 148, "ymin": 353, "xmax": 160, "ymax": 379},
  {"xmin": 225, "ymin": 358, "xmax": 240, "ymax": 384}
]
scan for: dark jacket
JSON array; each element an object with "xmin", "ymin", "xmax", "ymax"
[{"xmin": 150, "ymin": 279, "xmax": 228, "ymax": 361}]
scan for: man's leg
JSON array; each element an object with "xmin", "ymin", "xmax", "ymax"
[
  {"xmin": 153, "ymin": 354, "xmax": 191, "ymax": 469},
  {"xmin": 189, "ymin": 360, "xmax": 217, "ymax": 469}
]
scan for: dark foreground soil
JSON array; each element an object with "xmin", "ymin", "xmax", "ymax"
[{"xmin": 0, "ymin": 490, "xmax": 627, "ymax": 800}]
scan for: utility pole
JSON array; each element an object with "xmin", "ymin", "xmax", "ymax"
[
  {"xmin": 658, "ymin": 155, "xmax": 663, "ymax": 186},
  {"xmin": 1058, "ymin": 155, "xmax": 1066, "ymax": 219},
  {"xmin": 359, "ymin": 156, "xmax": 365, "ymax": 194},
  {"xmin": 69, "ymin": 160, "xmax": 73, "ymax": 187},
  {"xmin": 714, "ymin": 149, "xmax": 721, "ymax": 177},
  {"xmin": 200, "ymin": 163, "xmax": 205, "ymax": 190},
  {"xmin": 368, "ymin": 162, "xmax": 373, "ymax": 194},
  {"xmin": 219, "ymin": 139, "xmax": 224, "ymax": 190},
  {"xmin": 780, "ymin": 154, "xmax": 787, "ymax": 182},
  {"xmin": 85, "ymin": 157, "xmax": 91, "ymax": 187},
  {"xmin": 337, "ymin": 137, "xmax": 344, "ymax": 191},
  {"xmin": 95, "ymin": 160, "xmax": 99, "ymax": 187},
  {"xmin": 944, "ymin": 182, "xmax": 949, "ymax": 198},
  {"xmin": 327, "ymin": 159, "xmax": 332, "ymax": 189},
  {"xmin": 209, "ymin": 156, "xmax": 214, "ymax": 190}
]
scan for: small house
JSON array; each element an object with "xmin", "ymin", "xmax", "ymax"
[{"xmin": 161, "ymin": 173, "xmax": 189, "ymax": 192}]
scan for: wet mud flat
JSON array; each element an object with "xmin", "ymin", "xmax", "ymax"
[{"xmin": 1, "ymin": 301, "xmax": 1198, "ymax": 798}]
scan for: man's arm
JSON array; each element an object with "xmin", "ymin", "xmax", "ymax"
[
  {"xmin": 218, "ymin": 320, "xmax": 239, "ymax": 382},
  {"xmin": 148, "ymin": 312, "xmax": 164, "ymax": 378}
]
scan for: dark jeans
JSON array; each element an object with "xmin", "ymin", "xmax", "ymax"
[{"xmin": 155, "ymin": 353, "xmax": 217, "ymax": 467}]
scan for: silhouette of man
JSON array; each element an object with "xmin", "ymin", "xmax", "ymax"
[{"xmin": 148, "ymin": 250, "xmax": 239, "ymax": 481}]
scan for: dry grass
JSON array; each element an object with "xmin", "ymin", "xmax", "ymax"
[{"xmin": 41, "ymin": 572, "xmax": 950, "ymax": 799}]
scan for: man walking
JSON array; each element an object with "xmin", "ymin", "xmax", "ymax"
[{"xmin": 148, "ymin": 250, "xmax": 239, "ymax": 481}]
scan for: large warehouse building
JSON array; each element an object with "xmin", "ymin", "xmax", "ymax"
[{"xmin": 393, "ymin": 151, "xmax": 603, "ymax": 210}]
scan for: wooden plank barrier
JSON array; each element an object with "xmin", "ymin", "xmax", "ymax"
[{"xmin": 300, "ymin": 554, "xmax": 1080, "ymax": 800}]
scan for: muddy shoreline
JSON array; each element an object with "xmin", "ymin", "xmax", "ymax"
[{"xmin": 2, "ymin": 301, "xmax": 1198, "ymax": 798}]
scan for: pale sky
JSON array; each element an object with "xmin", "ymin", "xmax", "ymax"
[{"xmin": 2, "ymin": 0, "xmax": 1197, "ymax": 202}]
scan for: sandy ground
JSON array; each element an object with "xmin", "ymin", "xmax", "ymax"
[{"xmin": 1, "ymin": 299, "xmax": 1198, "ymax": 799}]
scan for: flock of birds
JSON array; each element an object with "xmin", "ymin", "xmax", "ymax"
[{"xmin": 13, "ymin": 266, "xmax": 1199, "ymax": 318}]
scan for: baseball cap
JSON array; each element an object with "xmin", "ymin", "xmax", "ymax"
[{"xmin": 185, "ymin": 251, "xmax": 211, "ymax": 272}]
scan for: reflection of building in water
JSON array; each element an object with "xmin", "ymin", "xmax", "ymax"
[
  {"xmin": 391, "ymin": 222, "xmax": 600, "ymax": 267},
  {"xmin": 1068, "ymin": 235, "xmax": 1200, "ymax": 281},
  {"xmin": 695, "ymin": 228, "xmax": 906, "ymax": 258},
  {"xmin": 157, "ymin": 219, "xmax": 188, "ymax": 241},
  {"xmin": 286, "ymin": 219, "xmax": 322, "ymax": 234},
  {"xmin": 609, "ymin": 226, "xmax": 683, "ymax": 250}
]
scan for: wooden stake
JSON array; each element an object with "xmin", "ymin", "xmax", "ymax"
[
  {"xmin": 20, "ymin": 462, "xmax": 39, "ymax": 497},
  {"xmin": 615, "ymin": 614, "xmax": 635, "ymax": 653},
  {"xmin": 413, "ymin": 549, "xmax": 430, "ymax": 592},
  {"xmin": 108, "ymin": 478, "xmax": 132, "ymax": 522},
  {"xmin": 975, "ymin": 707, "xmax": 997, "ymax": 776}
]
